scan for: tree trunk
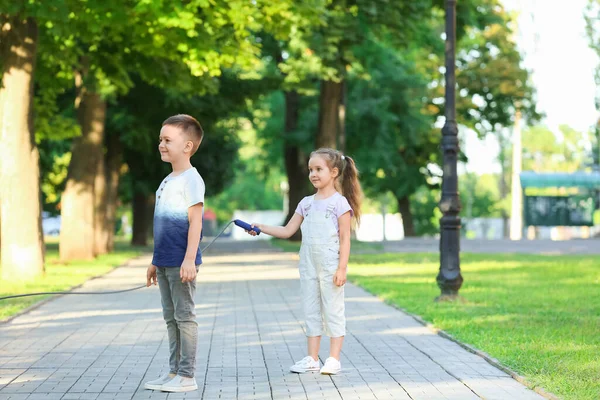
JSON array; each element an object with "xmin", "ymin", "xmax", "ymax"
[
  {"xmin": 397, "ymin": 195, "xmax": 416, "ymax": 237},
  {"xmin": 105, "ymin": 134, "xmax": 122, "ymax": 252},
  {"xmin": 315, "ymin": 80, "xmax": 343, "ymax": 149},
  {"xmin": 283, "ymin": 91, "xmax": 310, "ymax": 241},
  {"xmin": 499, "ymin": 161, "xmax": 509, "ymax": 238},
  {"xmin": 59, "ymin": 88, "xmax": 106, "ymax": 261},
  {"xmin": 0, "ymin": 17, "xmax": 45, "ymax": 280},
  {"xmin": 497, "ymin": 133, "xmax": 510, "ymax": 238},
  {"xmin": 131, "ymin": 190, "xmax": 153, "ymax": 247},
  {"xmin": 338, "ymin": 80, "xmax": 347, "ymax": 153},
  {"xmin": 93, "ymin": 142, "xmax": 108, "ymax": 255}
]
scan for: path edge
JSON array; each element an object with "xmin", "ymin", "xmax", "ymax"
[
  {"xmin": 0, "ymin": 253, "xmax": 149, "ymax": 325},
  {"xmin": 354, "ymin": 285, "xmax": 562, "ymax": 400}
]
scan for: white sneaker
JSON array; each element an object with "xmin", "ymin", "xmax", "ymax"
[
  {"xmin": 160, "ymin": 375, "xmax": 198, "ymax": 392},
  {"xmin": 289, "ymin": 356, "xmax": 320, "ymax": 373},
  {"xmin": 320, "ymin": 357, "xmax": 341, "ymax": 375},
  {"xmin": 144, "ymin": 373, "xmax": 176, "ymax": 390}
]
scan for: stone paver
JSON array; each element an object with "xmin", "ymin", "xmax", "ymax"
[{"xmin": 0, "ymin": 247, "xmax": 546, "ymax": 400}]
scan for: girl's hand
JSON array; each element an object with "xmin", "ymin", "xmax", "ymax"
[
  {"xmin": 246, "ymin": 223, "xmax": 261, "ymax": 236},
  {"xmin": 333, "ymin": 267, "xmax": 347, "ymax": 286}
]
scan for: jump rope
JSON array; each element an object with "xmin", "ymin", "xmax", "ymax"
[{"xmin": 0, "ymin": 220, "xmax": 261, "ymax": 301}]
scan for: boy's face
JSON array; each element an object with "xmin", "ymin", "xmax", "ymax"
[{"xmin": 158, "ymin": 125, "xmax": 193, "ymax": 163}]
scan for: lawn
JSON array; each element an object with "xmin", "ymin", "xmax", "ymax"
[
  {"xmin": 0, "ymin": 239, "xmax": 149, "ymax": 320},
  {"xmin": 347, "ymin": 252, "xmax": 600, "ymax": 400}
]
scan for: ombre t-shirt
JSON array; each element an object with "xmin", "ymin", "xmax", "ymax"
[
  {"xmin": 294, "ymin": 192, "xmax": 353, "ymax": 232},
  {"xmin": 152, "ymin": 167, "xmax": 205, "ymax": 267}
]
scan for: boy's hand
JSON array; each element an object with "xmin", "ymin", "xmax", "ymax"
[
  {"xmin": 147, "ymin": 265, "xmax": 157, "ymax": 287},
  {"xmin": 246, "ymin": 223, "xmax": 261, "ymax": 236},
  {"xmin": 333, "ymin": 267, "xmax": 347, "ymax": 287},
  {"xmin": 180, "ymin": 259, "xmax": 197, "ymax": 283}
]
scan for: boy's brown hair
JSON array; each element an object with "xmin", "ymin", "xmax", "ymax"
[{"xmin": 162, "ymin": 114, "xmax": 204, "ymax": 156}]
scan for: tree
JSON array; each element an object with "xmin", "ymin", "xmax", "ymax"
[
  {"xmin": 345, "ymin": 39, "xmax": 436, "ymax": 237},
  {"xmin": 0, "ymin": 14, "xmax": 45, "ymax": 280},
  {"xmin": 307, "ymin": 0, "xmax": 433, "ymax": 150},
  {"xmin": 57, "ymin": 0, "xmax": 279, "ymax": 260},
  {"xmin": 258, "ymin": 1, "xmax": 435, "ymax": 239},
  {"xmin": 424, "ymin": 3, "xmax": 539, "ymax": 237}
]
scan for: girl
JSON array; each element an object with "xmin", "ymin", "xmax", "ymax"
[{"xmin": 246, "ymin": 148, "xmax": 362, "ymax": 375}]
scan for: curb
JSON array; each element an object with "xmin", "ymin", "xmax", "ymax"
[
  {"xmin": 407, "ymin": 312, "xmax": 561, "ymax": 400},
  {"xmin": 353, "ymin": 285, "xmax": 561, "ymax": 400},
  {"xmin": 0, "ymin": 254, "xmax": 147, "ymax": 325}
]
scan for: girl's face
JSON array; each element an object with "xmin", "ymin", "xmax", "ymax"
[{"xmin": 308, "ymin": 155, "xmax": 338, "ymax": 190}]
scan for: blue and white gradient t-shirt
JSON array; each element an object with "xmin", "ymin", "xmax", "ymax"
[{"xmin": 152, "ymin": 167, "xmax": 205, "ymax": 267}]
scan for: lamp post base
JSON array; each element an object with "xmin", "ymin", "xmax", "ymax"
[{"xmin": 434, "ymin": 293, "xmax": 466, "ymax": 303}]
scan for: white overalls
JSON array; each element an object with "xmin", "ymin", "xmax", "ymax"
[{"xmin": 299, "ymin": 195, "xmax": 346, "ymax": 338}]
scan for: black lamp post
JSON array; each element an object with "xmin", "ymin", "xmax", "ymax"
[{"xmin": 436, "ymin": 0, "xmax": 463, "ymax": 301}]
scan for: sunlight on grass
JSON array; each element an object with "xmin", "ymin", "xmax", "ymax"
[{"xmin": 348, "ymin": 252, "xmax": 600, "ymax": 400}]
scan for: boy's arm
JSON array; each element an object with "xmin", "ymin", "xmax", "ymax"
[
  {"xmin": 253, "ymin": 213, "xmax": 303, "ymax": 239},
  {"xmin": 181, "ymin": 202, "xmax": 203, "ymax": 282}
]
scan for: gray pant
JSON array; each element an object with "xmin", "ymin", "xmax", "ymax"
[{"xmin": 157, "ymin": 266, "xmax": 198, "ymax": 378}]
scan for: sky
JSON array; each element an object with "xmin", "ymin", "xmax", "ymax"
[{"xmin": 462, "ymin": 0, "xmax": 599, "ymax": 174}]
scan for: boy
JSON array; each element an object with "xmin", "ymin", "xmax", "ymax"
[{"xmin": 144, "ymin": 114, "xmax": 205, "ymax": 393}]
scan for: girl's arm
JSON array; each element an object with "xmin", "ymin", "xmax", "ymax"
[
  {"xmin": 334, "ymin": 211, "xmax": 352, "ymax": 286},
  {"xmin": 250, "ymin": 213, "xmax": 304, "ymax": 239}
]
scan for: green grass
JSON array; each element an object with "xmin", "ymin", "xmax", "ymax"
[
  {"xmin": 348, "ymin": 252, "xmax": 600, "ymax": 400},
  {"xmin": 271, "ymin": 238, "xmax": 384, "ymax": 253},
  {"xmin": 0, "ymin": 240, "xmax": 149, "ymax": 320}
]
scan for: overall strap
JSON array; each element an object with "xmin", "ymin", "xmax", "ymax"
[
  {"xmin": 303, "ymin": 195, "xmax": 316, "ymax": 216},
  {"xmin": 325, "ymin": 195, "xmax": 337, "ymax": 218}
]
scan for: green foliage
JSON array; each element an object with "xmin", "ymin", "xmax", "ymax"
[
  {"xmin": 208, "ymin": 168, "xmax": 285, "ymax": 223},
  {"xmin": 207, "ymin": 97, "xmax": 287, "ymax": 221},
  {"xmin": 522, "ymin": 125, "xmax": 593, "ymax": 173},
  {"xmin": 460, "ymin": 173, "xmax": 502, "ymax": 218},
  {"xmin": 34, "ymin": 85, "xmax": 79, "ymax": 214},
  {"xmin": 38, "ymin": 142, "xmax": 72, "ymax": 214},
  {"xmin": 346, "ymin": 39, "xmax": 436, "ymax": 202},
  {"xmin": 426, "ymin": 3, "xmax": 540, "ymax": 133},
  {"xmin": 410, "ymin": 187, "xmax": 442, "ymax": 236},
  {"xmin": 108, "ymin": 77, "xmax": 243, "ymax": 197},
  {"xmin": 4, "ymin": 0, "xmax": 544, "ymax": 238}
]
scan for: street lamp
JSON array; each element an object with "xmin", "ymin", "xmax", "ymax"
[{"xmin": 436, "ymin": 0, "xmax": 463, "ymax": 302}]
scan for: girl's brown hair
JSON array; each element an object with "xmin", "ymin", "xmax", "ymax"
[{"xmin": 310, "ymin": 148, "xmax": 363, "ymax": 227}]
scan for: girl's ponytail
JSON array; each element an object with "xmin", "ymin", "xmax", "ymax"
[{"xmin": 341, "ymin": 156, "xmax": 363, "ymax": 228}]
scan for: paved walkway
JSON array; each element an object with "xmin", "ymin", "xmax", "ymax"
[
  {"xmin": 382, "ymin": 237, "xmax": 600, "ymax": 255},
  {"xmin": 0, "ymin": 246, "xmax": 546, "ymax": 400}
]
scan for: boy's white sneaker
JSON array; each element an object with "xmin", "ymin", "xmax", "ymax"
[
  {"xmin": 160, "ymin": 375, "xmax": 198, "ymax": 392},
  {"xmin": 144, "ymin": 373, "xmax": 176, "ymax": 390},
  {"xmin": 320, "ymin": 357, "xmax": 341, "ymax": 375},
  {"xmin": 289, "ymin": 356, "xmax": 320, "ymax": 373}
]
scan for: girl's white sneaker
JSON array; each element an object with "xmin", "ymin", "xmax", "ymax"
[
  {"xmin": 320, "ymin": 357, "xmax": 341, "ymax": 375},
  {"xmin": 289, "ymin": 356, "xmax": 320, "ymax": 373}
]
